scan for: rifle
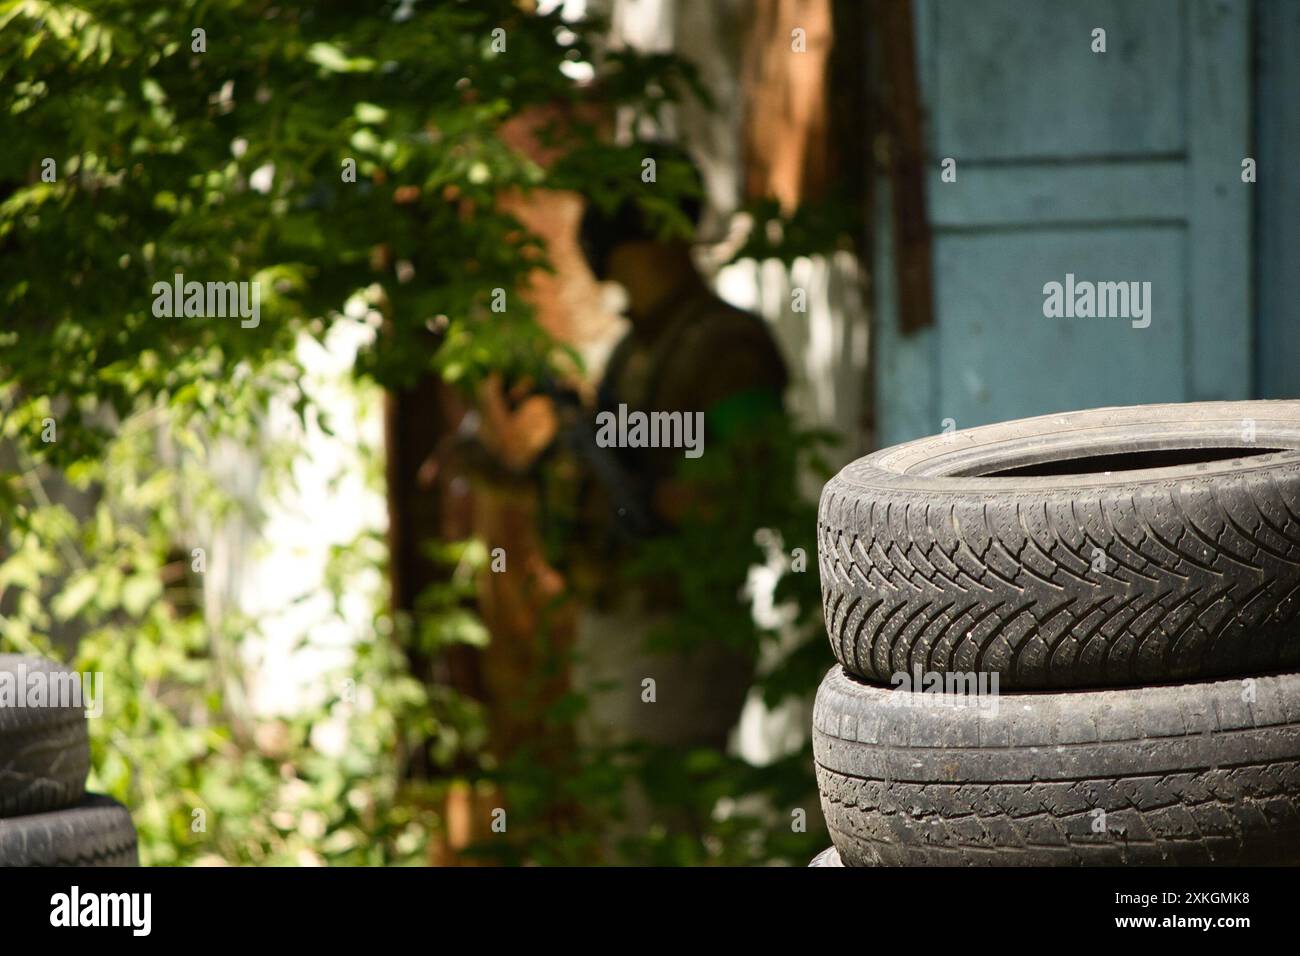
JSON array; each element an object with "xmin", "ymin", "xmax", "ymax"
[
  {"xmin": 448, "ymin": 376, "xmax": 657, "ymax": 545},
  {"xmin": 531, "ymin": 377, "xmax": 656, "ymax": 542}
]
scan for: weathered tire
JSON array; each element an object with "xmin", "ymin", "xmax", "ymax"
[
  {"xmin": 814, "ymin": 665, "xmax": 1300, "ymax": 866},
  {"xmin": 0, "ymin": 655, "xmax": 90, "ymax": 817},
  {"xmin": 0, "ymin": 794, "xmax": 138, "ymax": 867},
  {"xmin": 819, "ymin": 400, "xmax": 1300, "ymax": 689}
]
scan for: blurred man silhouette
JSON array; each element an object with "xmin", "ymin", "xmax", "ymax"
[{"xmin": 479, "ymin": 143, "xmax": 789, "ymax": 754}]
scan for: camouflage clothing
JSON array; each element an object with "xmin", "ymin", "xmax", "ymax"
[{"xmin": 597, "ymin": 282, "xmax": 789, "ymax": 495}]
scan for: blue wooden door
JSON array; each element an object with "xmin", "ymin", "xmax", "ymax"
[{"xmin": 874, "ymin": 0, "xmax": 1251, "ymax": 446}]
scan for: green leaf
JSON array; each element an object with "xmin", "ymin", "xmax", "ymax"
[
  {"xmin": 122, "ymin": 574, "xmax": 162, "ymax": 617},
  {"xmin": 52, "ymin": 572, "xmax": 99, "ymax": 622}
]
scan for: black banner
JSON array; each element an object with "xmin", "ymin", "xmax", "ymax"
[{"xmin": 0, "ymin": 865, "xmax": 1283, "ymax": 942}]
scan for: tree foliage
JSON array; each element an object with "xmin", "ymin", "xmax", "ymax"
[
  {"xmin": 0, "ymin": 0, "xmax": 831, "ymax": 865},
  {"xmin": 1, "ymin": 0, "xmax": 699, "ymax": 456}
]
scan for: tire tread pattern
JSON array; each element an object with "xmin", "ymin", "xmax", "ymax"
[
  {"xmin": 813, "ymin": 666, "xmax": 1300, "ymax": 866},
  {"xmin": 818, "ymin": 467, "xmax": 1300, "ymax": 688},
  {"xmin": 0, "ymin": 656, "xmax": 90, "ymax": 817},
  {"xmin": 0, "ymin": 794, "xmax": 138, "ymax": 867}
]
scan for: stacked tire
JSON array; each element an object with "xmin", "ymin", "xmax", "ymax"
[
  {"xmin": 0, "ymin": 655, "xmax": 138, "ymax": 866},
  {"xmin": 811, "ymin": 401, "xmax": 1300, "ymax": 866}
]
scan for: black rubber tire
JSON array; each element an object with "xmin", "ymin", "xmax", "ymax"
[
  {"xmin": 0, "ymin": 794, "xmax": 138, "ymax": 866},
  {"xmin": 814, "ymin": 665, "xmax": 1300, "ymax": 866},
  {"xmin": 0, "ymin": 655, "xmax": 90, "ymax": 817},
  {"xmin": 819, "ymin": 400, "xmax": 1300, "ymax": 689},
  {"xmin": 0, "ymin": 790, "xmax": 137, "ymax": 868}
]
